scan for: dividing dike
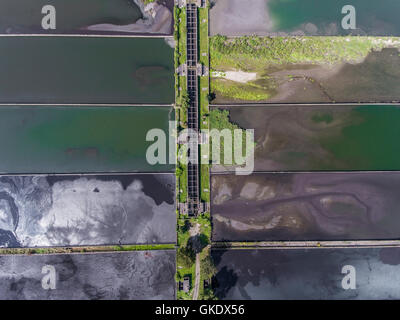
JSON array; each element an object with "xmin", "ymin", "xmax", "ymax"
[{"xmin": 186, "ymin": 3, "xmax": 200, "ymax": 216}]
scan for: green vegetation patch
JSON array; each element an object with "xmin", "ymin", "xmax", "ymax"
[
  {"xmin": 198, "ymin": 8, "xmax": 209, "ymax": 66},
  {"xmin": 177, "ymin": 163, "xmax": 188, "ymax": 203},
  {"xmin": 212, "ymin": 78, "xmax": 271, "ymax": 101},
  {"xmin": 209, "ymin": 109, "xmax": 254, "ymax": 166},
  {"xmin": 211, "ymin": 35, "xmax": 400, "ymax": 70},
  {"xmin": 200, "ymin": 164, "xmax": 210, "ymax": 202},
  {"xmin": 0, "ymin": 244, "xmax": 175, "ymax": 255},
  {"xmin": 210, "ymin": 35, "xmax": 400, "ymax": 102}
]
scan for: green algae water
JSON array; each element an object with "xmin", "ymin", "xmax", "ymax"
[
  {"xmin": 212, "ymin": 105, "xmax": 400, "ymax": 171},
  {"xmin": 0, "ymin": 37, "xmax": 174, "ymax": 104},
  {"xmin": 0, "ymin": 0, "xmax": 142, "ymax": 34},
  {"xmin": 0, "ymin": 106, "xmax": 174, "ymax": 173},
  {"xmin": 268, "ymin": 0, "xmax": 400, "ymax": 35},
  {"xmin": 320, "ymin": 106, "xmax": 400, "ymax": 170}
]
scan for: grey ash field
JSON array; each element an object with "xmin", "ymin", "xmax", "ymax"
[
  {"xmin": 212, "ymin": 172, "xmax": 400, "ymax": 241},
  {"xmin": 0, "ymin": 174, "xmax": 176, "ymax": 247},
  {"xmin": 0, "ymin": 250, "xmax": 176, "ymax": 300},
  {"xmin": 212, "ymin": 248, "xmax": 400, "ymax": 300}
]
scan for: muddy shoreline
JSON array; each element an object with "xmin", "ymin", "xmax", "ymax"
[{"xmin": 86, "ymin": 0, "xmax": 173, "ymax": 35}]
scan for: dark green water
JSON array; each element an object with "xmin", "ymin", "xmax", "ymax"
[
  {"xmin": 0, "ymin": 106, "xmax": 174, "ymax": 173},
  {"xmin": 0, "ymin": 0, "xmax": 142, "ymax": 34},
  {"xmin": 321, "ymin": 106, "xmax": 400, "ymax": 170},
  {"xmin": 269, "ymin": 0, "xmax": 400, "ymax": 35},
  {"xmin": 0, "ymin": 37, "xmax": 174, "ymax": 104},
  {"xmin": 213, "ymin": 105, "xmax": 400, "ymax": 171}
]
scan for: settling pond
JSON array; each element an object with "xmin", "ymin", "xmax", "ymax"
[
  {"xmin": 212, "ymin": 172, "xmax": 400, "ymax": 241},
  {"xmin": 212, "ymin": 104, "xmax": 400, "ymax": 171},
  {"xmin": 213, "ymin": 248, "xmax": 400, "ymax": 299},
  {"xmin": 210, "ymin": 0, "xmax": 400, "ymax": 36},
  {"xmin": 0, "ymin": 106, "xmax": 174, "ymax": 173},
  {"xmin": 0, "ymin": 0, "xmax": 173, "ymax": 35},
  {"xmin": 0, "ymin": 37, "xmax": 174, "ymax": 104},
  {"xmin": 0, "ymin": 174, "xmax": 176, "ymax": 248},
  {"xmin": 0, "ymin": 250, "xmax": 176, "ymax": 299}
]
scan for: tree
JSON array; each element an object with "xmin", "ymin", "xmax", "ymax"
[
  {"xmin": 207, "ymin": 92, "xmax": 216, "ymax": 102},
  {"xmin": 180, "ymin": 220, "xmax": 191, "ymax": 233},
  {"xmin": 176, "ymin": 166, "xmax": 183, "ymax": 177},
  {"xmin": 201, "ymin": 255, "xmax": 217, "ymax": 279},
  {"xmin": 177, "ymin": 247, "xmax": 195, "ymax": 269},
  {"xmin": 181, "ymin": 93, "xmax": 191, "ymax": 109}
]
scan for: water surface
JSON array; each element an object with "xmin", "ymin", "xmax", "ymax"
[
  {"xmin": 213, "ymin": 248, "xmax": 400, "ymax": 299},
  {"xmin": 210, "ymin": 0, "xmax": 400, "ymax": 36},
  {"xmin": 269, "ymin": 0, "xmax": 400, "ymax": 36},
  {"xmin": 0, "ymin": 106, "xmax": 174, "ymax": 173},
  {"xmin": 212, "ymin": 105, "xmax": 400, "ymax": 171},
  {"xmin": 0, "ymin": 37, "xmax": 174, "ymax": 104},
  {"xmin": 0, "ymin": 0, "xmax": 174, "ymax": 35},
  {"xmin": 0, "ymin": 0, "xmax": 143, "ymax": 34}
]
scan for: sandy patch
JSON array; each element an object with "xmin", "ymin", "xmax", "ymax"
[
  {"xmin": 189, "ymin": 223, "xmax": 200, "ymax": 237},
  {"xmin": 214, "ymin": 214, "xmax": 282, "ymax": 231},
  {"xmin": 213, "ymin": 70, "xmax": 257, "ymax": 83}
]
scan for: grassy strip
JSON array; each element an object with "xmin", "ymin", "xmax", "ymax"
[
  {"xmin": 174, "ymin": 7, "xmax": 187, "ymax": 106},
  {"xmin": 196, "ymin": 214, "xmax": 216, "ymax": 300},
  {"xmin": 176, "ymin": 218, "xmax": 196, "ymax": 300},
  {"xmin": 178, "ymin": 162, "xmax": 188, "ymax": 202},
  {"xmin": 198, "ymin": 8, "xmax": 209, "ymax": 66},
  {"xmin": 198, "ymin": 8, "xmax": 210, "ymax": 204},
  {"xmin": 175, "ymin": 6, "xmax": 188, "ymax": 203},
  {"xmin": 0, "ymin": 244, "xmax": 176, "ymax": 255},
  {"xmin": 176, "ymin": 213, "xmax": 213, "ymax": 300},
  {"xmin": 212, "ymin": 78, "xmax": 271, "ymax": 101},
  {"xmin": 211, "ymin": 35, "xmax": 400, "ymax": 71},
  {"xmin": 200, "ymin": 163, "xmax": 210, "ymax": 202}
]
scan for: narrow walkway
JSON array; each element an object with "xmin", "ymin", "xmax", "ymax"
[
  {"xmin": 212, "ymin": 240, "xmax": 400, "ymax": 249},
  {"xmin": 193, "ymin": 253, "xmax": 201, "ymax": 300}
]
